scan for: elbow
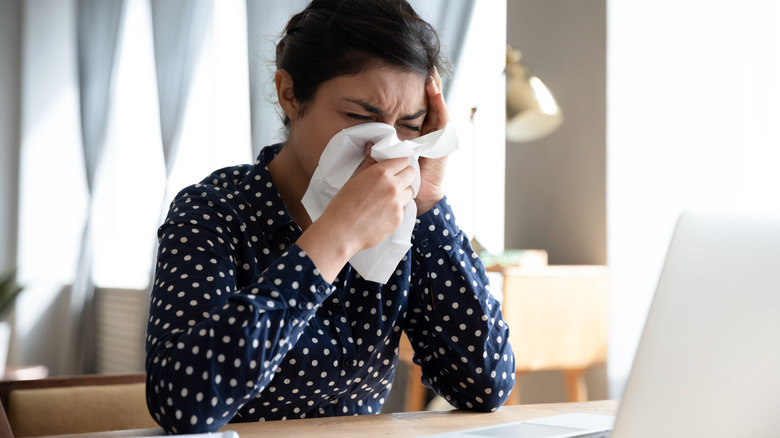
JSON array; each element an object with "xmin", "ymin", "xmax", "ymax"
[
  {"xmin": 146, "ymin": 376, "xmax": 223, "ymax": 435},
  {"xmin": 460, "ymin": 370, "xmax": 516, "ymax": 412},
  {"xmin": 145, "ymin": 356, "xmax": 225, "ymax": 434},
  {"xmin": 428, "ymin": 361, "xmax": 517, "ymax": 412}
]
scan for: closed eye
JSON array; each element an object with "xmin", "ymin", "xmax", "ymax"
[
  {"xmin": 347, "ymin": 113, "xmax": 372, "ymax": 121},
  {"xmin": 346, "ymin": 113, "xmax": 420, "ymax": 133}
]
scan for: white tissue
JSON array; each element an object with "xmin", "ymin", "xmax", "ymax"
[{"xmin": 301, "ymin": 122, "xmax": 458, "ymax": 284}]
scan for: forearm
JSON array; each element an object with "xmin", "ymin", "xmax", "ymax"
[
  {"xmin": 406, "ymin": 198, "xmax": 515, "ymax": 410},
  {"xmin": 145, "ymin": 244, "xmax": 334, "ymax": 433}
]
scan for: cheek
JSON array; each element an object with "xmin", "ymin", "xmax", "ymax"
[{"xmin": 304, "ymin": 129, "xmax": 341, "ymax": 172}]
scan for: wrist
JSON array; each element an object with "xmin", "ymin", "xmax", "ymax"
[
  {"xmin": 297, "ymin": 216, "xmax": 356, "ymax": 283},
  {"xmin": 415, "ymin": 192, "xmax": 445, "ymax": 216},
  {"xmin": 413, "ymin": 196, "xmax": 459, "ymax": 252}
]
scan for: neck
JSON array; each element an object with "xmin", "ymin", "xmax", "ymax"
[{"xmin": 267, "ymin": 144, "xmax": 313, "ymax": 231}]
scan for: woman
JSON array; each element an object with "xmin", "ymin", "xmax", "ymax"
[{"xmin": 145, "ymin": 0, "xmax": 515, "ymax": 434}]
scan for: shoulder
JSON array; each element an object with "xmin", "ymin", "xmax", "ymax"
[{"xmin": 170, "ymin": 144, "xmax": 284, "ymax": 208}]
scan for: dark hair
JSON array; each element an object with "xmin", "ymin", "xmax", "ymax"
[{"xmin": 275, "ymin": 0, "xmax": 449, "ymax": 126}]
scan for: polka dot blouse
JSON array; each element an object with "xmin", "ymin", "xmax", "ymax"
[{"xmin": 145, "ymin": 144, "xmax": 516, "ymax": 434}]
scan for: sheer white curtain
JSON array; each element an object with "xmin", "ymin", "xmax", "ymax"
[
  {"xmin": 15, "ymin": 0, "xmax": 251, "ymax": 373},
  {"xmin": 149, "ymin": 0, "xmax": 213, "ymax": 279},
  {"xmin": 70, "ymin": 0, "xmax": 125, "ymax": 374},
  {"xmin": 245, "ymin": 0, "xmax": 310, "ymax": 155},
  {"xmin": 151, "ymin": 0, "xmax": 212, "ymax": 177},
  {"xmin": 408, "ymin": 0, "xmax": 475, "ymax": 95}
]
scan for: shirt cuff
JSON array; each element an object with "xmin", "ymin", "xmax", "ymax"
[{"xmin": 411, "ymin": 197, "xmax": 461, "ymax": 255}]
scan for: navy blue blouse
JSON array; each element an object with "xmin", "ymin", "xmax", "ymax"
[{"xmin": 145, "ymin": 144, "xmax": 515, "ymax": 434}]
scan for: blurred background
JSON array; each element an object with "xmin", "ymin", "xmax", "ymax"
[{"xmin": 1, "ymin": 0, "xmax": 779, "ymax": 411}]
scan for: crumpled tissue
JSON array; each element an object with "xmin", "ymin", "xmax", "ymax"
[{"xmin": 301, "ymin": 122, "xmax": 458, "ymax": 283}]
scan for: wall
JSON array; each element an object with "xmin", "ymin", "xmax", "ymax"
[
  {"xmin": 505, "ymin": 0, "xmax": 607, "ymax": 266},
  {"xmin": 607, "ymin": 0, "xmax": 780, "ymax": 397},
  {"xmin": 0, "ymin": 0, "xmax": 22, "ymax": 271},
  {"xmin": 505, "ymin": 0, "xmax": 608, "ymax": 403}
]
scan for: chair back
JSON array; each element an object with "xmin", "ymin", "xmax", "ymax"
[{"xmin": 0, "ymin": 373, "xmax": 158, "ymax": 437}]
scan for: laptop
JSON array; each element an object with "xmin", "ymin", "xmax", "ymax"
[{"xmin": 426, "ymin": 210, "xmax": 780, "ymax": 437}]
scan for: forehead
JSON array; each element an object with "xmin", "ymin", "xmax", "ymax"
[{"xmin": 318, "ymin": 65, "xmax": 428, "ymax": 110}]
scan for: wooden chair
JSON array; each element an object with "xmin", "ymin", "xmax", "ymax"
[
  {"xmin": 398, "ymin": 334, "xmax": 427, "ymax": 412},
  {"xmin": 0, "ymin": 373, "xmax": 158, "ymax": 437}
]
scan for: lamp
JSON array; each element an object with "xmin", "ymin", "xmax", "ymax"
[{"xmin": 505, "ymin": 45, "xmax": 563, "ymax": 143}]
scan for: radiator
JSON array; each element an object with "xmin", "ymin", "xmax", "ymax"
[{"xmin": 94, "ymin": 288, "xmax": 149, "ymax": 374}]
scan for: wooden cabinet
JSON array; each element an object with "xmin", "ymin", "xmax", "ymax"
[{"xmin": 492, "ymin": 265, "xmax": 608, "ymax": 403}]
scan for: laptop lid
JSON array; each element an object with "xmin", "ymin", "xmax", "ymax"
[
  {"xmin": 424, "ymin": 210, "xmax": 780, "ymax": 438},
  {"xmin": 611, "ymin": 210, "xmax": 780, "ymax": 438}
]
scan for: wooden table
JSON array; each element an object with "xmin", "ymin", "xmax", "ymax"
[
  {"xmin": 226, "ymin": 400, "xmax": 618, "ymax": 437},
  {"xmin": 225, "ymin": 401, "xmax": 617, "ymax": 438},
  {"xmin": 40, "ymin": 401, "xmax": 617, "ymax": 437}
]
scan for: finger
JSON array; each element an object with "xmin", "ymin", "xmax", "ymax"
[
  {"xmin": 356, "ymin": 153, "xmax": 377, "ymax": 171},
  {"xmin": 403, "ymin": 185, "xmax": 416, "ymax": 204},
  {"xmin": 426, "ymin": 74, "xmax": 440, "ymax": 97},
  {"xmin": 364, "ymin": 157, "xmax": 412, "ymax": 179},
  {"xmin": 354, "ymin": 145, "xmax": 378, "ymax": 175},
  {"xmin": 422, "ymin": 100, "xmax": 446, "ymax": 134},
  {"xmin": 422, "ymin": 70, "xmax": 448, "ymax": 134},
  {"xmin": 432, "ymin": 66, "xmax": 443, "ymax": 97},
  {"xmin": 430, "ymin": 91, "xmax": 448, "ymax": 129},
  {"xmin": 395, "ymin": 162, "xmax": 417, "ymax": 185}
]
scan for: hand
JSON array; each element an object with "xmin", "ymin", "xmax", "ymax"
[
  {"xmin": 416, "ymin": 67, "xmax": 449, "ymax": 215},
  {"xmin": 332, "ymin": 155, "xmax": 416, "ymax": 252},
  {"xmin": 299, "ymin": 152, "xmax": 416, "ymax": 281}
]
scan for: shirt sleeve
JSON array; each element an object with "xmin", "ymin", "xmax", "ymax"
[
  {"xmin": 406, "ymin": 197, "xmax": 516, "ymax": 411},
  {"xmin": 145, "ymin": 185, "xmax": 334, "ymax": 434}
]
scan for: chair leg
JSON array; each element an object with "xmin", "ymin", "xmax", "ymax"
[
  {"xmin": 404, "ymin": 364, "xmax": 427, "ymax": 411},
  {"xmin": 506, "ymin": 372, "xmax": 523, "ymax": 405},
  {"xmin": 563, "ymin": 369, "xmax": 588, "ymax": 402}
]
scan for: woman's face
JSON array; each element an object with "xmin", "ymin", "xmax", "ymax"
[{"xmin": 284, "ymin": 64, "xmax": 429, "ymax": 179}]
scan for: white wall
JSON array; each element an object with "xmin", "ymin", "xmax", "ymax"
[
  {"xmin": 444, "ymin": 0, "xmax": 507, "ymax": 255},
  {"xmin": 608, "ymin": 0, "xmax": 780, "ymax": 397}
]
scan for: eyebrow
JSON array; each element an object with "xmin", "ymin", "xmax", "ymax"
[{"xmin": 345, "ymin": 99, "xmax": 427, "ymax": 121}]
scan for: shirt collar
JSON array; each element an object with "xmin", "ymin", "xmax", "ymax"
[{"xmin": 249, "ymin": 144, "xmax": 300, "ymax": 238}]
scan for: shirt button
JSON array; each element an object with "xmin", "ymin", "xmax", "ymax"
[
  {"xmin": 420, "ymin": 239, "xmax": 429, "ymax": 248},
  {"xmin": 344, "ymin": 357, "xmax": 357, "ymax": 369}
]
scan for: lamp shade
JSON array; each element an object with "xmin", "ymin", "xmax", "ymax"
[{"xmin": 505, "ymin": 46, "xmax": 563, "ymax": 143}]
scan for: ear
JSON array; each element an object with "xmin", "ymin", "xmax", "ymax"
[{"xmin": 275, "ymin": 70, "xmax": 299, "ymax": 122}]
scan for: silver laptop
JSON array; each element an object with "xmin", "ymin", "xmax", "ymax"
[{"xmin": 426, "ymin": 210, "xmax": 780, "ymax": 437}]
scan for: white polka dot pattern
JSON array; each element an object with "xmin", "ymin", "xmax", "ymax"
[{"xmin": 145, "ymin": 145, "xmax": 515, "ymax": 434}]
